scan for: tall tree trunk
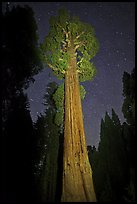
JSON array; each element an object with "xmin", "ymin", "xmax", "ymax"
[{"xmin": 61, "ymin": 44, "xmax": 96, "ymax": 202}]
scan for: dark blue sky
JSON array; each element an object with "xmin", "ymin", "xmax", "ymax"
[{"xmin": 3, "ymin": 2, "xmax": 135, "ymax": 147}]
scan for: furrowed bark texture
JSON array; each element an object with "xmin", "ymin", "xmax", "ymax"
[{"xmin": 61, "ymin": 43, "xmax": 96, "ymax": 202}]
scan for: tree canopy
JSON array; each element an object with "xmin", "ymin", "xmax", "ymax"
[
  {"xmin": 40, "ymin": 9, "xmax": 99, "ymax": 127},
  {"xmin": 40, "ymin": 8, "xmax": 99, "ymax": 82}
]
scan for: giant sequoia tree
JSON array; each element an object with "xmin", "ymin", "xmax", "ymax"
[{"xmin": 40, "ymin": 9, "xmax": 99, "ymax": 202}]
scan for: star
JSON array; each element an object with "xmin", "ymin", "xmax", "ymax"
[{"xmin": 2, "ymin": 1, "xmax": 133, "ymax": 147}]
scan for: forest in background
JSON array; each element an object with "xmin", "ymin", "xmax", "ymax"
[{"xmin": 2, "ymin": 5, "xmax": 135, "ymax": 202}]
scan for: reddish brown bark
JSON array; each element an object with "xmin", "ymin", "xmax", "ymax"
[{"xmin": 61, "ymin": 44, "xmax": 96, "ymax": 202}]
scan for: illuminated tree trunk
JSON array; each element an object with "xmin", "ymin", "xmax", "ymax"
[{"xmin": 61, "ymin": 44, "xmax": 96, "ymax": 202}]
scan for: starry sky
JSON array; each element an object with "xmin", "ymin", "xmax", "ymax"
[{"xmin": 3, "ymin": 2, "xmax": 135, "ymax": 147}]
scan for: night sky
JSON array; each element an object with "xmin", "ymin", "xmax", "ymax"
[{"xmin": 3, "ymin": 2, "xmax": 135, "ymax": 147}]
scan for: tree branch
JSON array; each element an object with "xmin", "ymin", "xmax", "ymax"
[
  {"xmin": 47, "ymin": 63, "xmax": 55, "ymax": 70},
  {"xmin": 47, "ymin": 63, "xmax": 66, "ymax": 74},
  {"xmin": 58, "ymin": 23, "xmax": 71, "ymax": 48},
  {"xmin": 58, "ymin": 23, "xmax": 68, "ymax": 37},
  {"xmin": 77, "ymin": 57, "xmax": 84, "ymax": 65},
  {"xmin": 61, "ymin": 40, "xmax": 67, "ymax": 45},
  {"xmin": 74, "ymin": 41, "xmax": 85, "ymax": 51},
  {"xmin": 59, "ymin": 58, "xmax": 64, "ymax": 61},
  {"xmin": 76, "ymin": 31, "xmax": 85, "ymax": 39},
  {"xmin": 77, "ymin": 69, "xmax": 83, "ymax": 73}
]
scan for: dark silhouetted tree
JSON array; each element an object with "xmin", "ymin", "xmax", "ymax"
[
  {"xmin": 89, "ymin": 69, "xmax": 135, "ymax": 202},
  {"xmin": 2, "ymin": 4, "xmax": 42, "ymax": 125},
  {"xmin": 2, "ymin": 92, "xmax": 34, "ymax": 202},
  {"xmin": 122, "ymin": 69, "xmax": 135, "ymax": 126},
  {"xmin": 32, "ymin": 82, "xmax": 62, "ymax": 202},
  {"xmin": 122, "ymin": 68, "xmax": 135, "ymax": 163},
  {"xmin": 2, "ymin": 4, "xmax": 42, "ymax": 202},
  {"xmin": 121, "ymin": 68, "xmax": 135, "ymax": 202},
  {"xmin": 91, "ymin": 111, "xmax": 128, "ymax": 202},
  {"xmin": 87, "ymin": 145, "xmax": 99, "ymax": 171}
]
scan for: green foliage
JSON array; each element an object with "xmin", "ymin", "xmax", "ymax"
[
  {"xmin": 70, "ymin": 15, "xmax": 99, "ymax": 58},
  {"xmin": 78, "ymin": 60, "xmax": 97, "ymax": 82},
  {"xmin": 40, "ymin": 9, "xmax": 70, "ymax": 79},
  {"xmin": 52, "ymin": 83, "xmax": 64, "ymax": 126},
  {"xmin": 40, "ymin": 8, "xmax": 99, "ymax": 81},
  {"xmin": 80, "ymin": 85, "xmax": 86, "ymax": 100},
  {"xmin": 53, "ymin": 83, "xmax": 64, "ymax": 109},
  {"xmin": 54, "ymin": 108, "xmax": 64, "ymax": 127},
  {"xmin": 70, "ymin": 16, "xmax": 99, "ymax": 82},
  {"xmin": 57, "ymin": 8, "xmax": 70, "ymax": 28},
  {"xmin": 52, "ymin": 83, "xmax": 86, "ymax": 126}
]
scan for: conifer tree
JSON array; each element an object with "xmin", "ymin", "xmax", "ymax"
[
  {"xmin": 32, "ymin": 82, "xmax": 60, "ymax": 202},
  {"xmin": 40, "ymin": 9, "xmax": 99, "ymax": 202}
]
